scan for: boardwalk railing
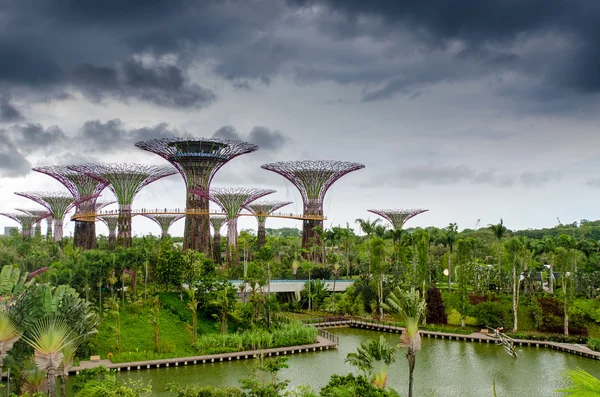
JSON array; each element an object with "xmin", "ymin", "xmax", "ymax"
[{"xmin": 318, "ymin": 329, "xmax": 340, "ymax": 346}]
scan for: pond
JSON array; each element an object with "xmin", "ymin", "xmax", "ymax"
[{"xmin": 78, "ymin": 328, "xmax": 600, "ymax": 397}]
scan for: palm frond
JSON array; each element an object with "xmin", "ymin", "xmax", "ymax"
[{"xmin": 556, "ymin": 368, "xmax": 600, "ymax": 396}]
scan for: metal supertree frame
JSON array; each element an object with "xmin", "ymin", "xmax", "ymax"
[
  {"xmin": 135, "ymin": 137, "xmax": 259, "ymax": 254},
  {"xmin": 98, "ymin": 215, "xmax": 119, "ymax": 250},
  {"xmin": 209, "ymin": 215, "xmax": 228, "ymax": 265},
  {"xmin": 15, "ymin": 208, "xmax": 51, "ymax": 237},
  {"xmin": 68, "ymin": 163, "xmax": 177, "ymax": 248},
  {"xmin": 32, "ymin": 165, "xmax": 110, "ymax": 250},
  {"xmin": 195, "ymin": 187, "xmax": 275, "ymax": 266},
  {"xmin": 142, "ymin": 214, "xmax": 185, "ymax": 238},
  {"xmin": 14, "ymin": 192, "xmax": 78, "ymax": 242},
  {"xmin": 261, "ymin": 160, "xmax": 365, "ymax": 251},
  {"xmin": 367, "ymin": 209, "xmax": 429, "ymax": 230},
  {"xmin": 246, "ymin": 201, "xmax": 292, "ymax": 249},
  {"xmin": 0, "ymin": 213, "xmax": 40, "ymax": 239}
]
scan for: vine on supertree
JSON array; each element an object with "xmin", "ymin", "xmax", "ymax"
[
  {"xmin": 68, "ymin": 163, "xmax": 177, "ymax": 248},
  {"xmin": 195, "ymin": 187, "xmax": 275, "ymax": 267},
  {"xmin": 261, "ymin": 160, "xmax": 365, "ymax": 255},
  {"xmin": 367, "ymin": 209, "xmax": 429, "ymax": 230},
  {"xmin": 32, "ymin": 165, "xmax": 110, "ymax": 250},
  {"xmin": 209, "ymin": 215, "xmax": 228, "ymax": 265},
  {"xmin": 246, "ymin": 201, "xmax": 292, "ymax": 249},
  {"xmin": 14, "ymin": 191, "xmax": 78, "ymax": 242},
  {"xmin": 135, "ymin": 137, "xmax": 258, "ymax": 254},
  {"xmin": 0, "ymin": 213, "xmax": 40, "ymax": 239},
  {"xmin": 142, "ymin": 214, "xmax": 185, "ymax": 239},
  {"xmin": 15, "ymin": 208, "xmax": 51, "ymax": 237},
  {"xmin": 98, "ymin": 215, "xmax": 119, "ymax": 251}
]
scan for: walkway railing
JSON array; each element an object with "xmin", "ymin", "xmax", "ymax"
[{"xmin": 318, "ymin": 329, "xmax": 340, "ymax": 346}]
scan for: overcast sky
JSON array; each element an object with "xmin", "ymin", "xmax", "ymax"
[{"xmin": 1, "ymin": 0, "xmax": 600, "ymax": 237}]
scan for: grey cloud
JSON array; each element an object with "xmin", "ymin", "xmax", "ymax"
[
  {"xmin": 520, "ymin": 171, "xmax": 561, "ymax": 188},
  {"xmin": 213, "ymin": 126, "xmax": 288, "ymax": 152},
  {"xmin": 80, "ymin": 119, "xmax": 179, "ymax": 152},
  {"xmin": 0, "ymin": 98, "xmax": 24, "ymax": 122},
  {"xmin": 10, "ymin": 124, "xmax": 67, "ymax": 154},
  {"xmin": 0, "ymin": 129, "xmax": 31, "ymax": 177},
  {"xmin": 586, "ymin": 178, "xmax": 600, "ymax": 188}
]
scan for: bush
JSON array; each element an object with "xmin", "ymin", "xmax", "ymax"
[
  {"xmin": 469, "ymin": 301, "xmax": 508, "ymax": 328},
  {"xmin": 570, "ymin": 299, "xmax": 600, "ymax": 323},
  {"xmin": 447, "ymin": 309, "xmax": 477, "ymax": 326},
  {"xmin": 426, "ymin": 286, "xmax": 446, "ymax": 324},
  {"xmin": 587, "ymin": 337, "xmax": 600, "ymax": 352},
  {"xmin": 535, "ymin": 297, "xmax": 588, "ymax": 335},
  {"xmin": 166, "ymin": 383, "xmax": 244, "ymax": 397},
  {"xmin": 320, "ymin": 374, "xmax": 398, "ymax": 397}
]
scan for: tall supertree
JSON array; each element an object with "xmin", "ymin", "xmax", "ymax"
[
  {"xmin": 15, "ymin": 208, "xmax": 50, "ymax": 237},
  {"xmin": 68, "ymin": 163, "xmax": 177, "ymax": 248},
  {"xmin": 261, "ymin": 160, "xmax": 365, "ymax": 252},
  {"xmin": 196, "ymin": 187, "xmax": 275, "ymax": 266},
  {"xmin": 246, "ymin": 201, "xmax": 292, "ymax": 249},
  {"xmin": 32, "ymin": 165, "xmax": 110, "ymax": 249},
  {"xmin": 135, "ymin": 138, "xmax": 259, "ymax": 254},
  {"xmin": 142, "ymin": 214, "xmax": 184, "ymax": 239},
  {"xmin": 98, "ymin": 215, "xmax": 119, "ymax": 250},
  {"xmin": 367, "ymin": 209, "xmax": 429, "ymax": 230},
  {"xmin": 0, "ymin": 213, "xmax": 39, "ymax": 239},
  {"xmin": 13, "ymin": 192, "xmax": 77, "ymax": 242},
  {"xmin": 209, "ymin": 215, "xmax": 227, "ymax": 265}
]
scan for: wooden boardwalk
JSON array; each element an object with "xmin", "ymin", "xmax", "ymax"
[
  {"xmin": 69, "ymin": 335, "xmax": 337, "ymax": 375},
  {"xmin": 315, "ymin": 319, "xmax": 600, "ymax": 360}
]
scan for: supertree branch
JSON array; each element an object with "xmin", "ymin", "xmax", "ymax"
[
  {"xmin": 142, "ymin": 214, "xmax": 184, "ymax": 238},
  {"xmin": 98, "ymin": 215, "xmax": 119, "ymax": 250},
  {"xmin": 68, "ymin": 163, "xmax": 177, "ymax": 248},
  {"xmin": 209, "ymin": 215, "xmax": 228, "ymax": 265},
  {"xmin": 135, "ymin": 137, "xmax": 259, "ymax": 255},
  {"xmin": 246, "ymin": 201, "xmax": 292, "ymax": 249},
  {"xmin": 195, "ymin": 187, "xmax": 275, "ymax": 266},
  {"xmin": 14, "ymin": 191, "xmax": 79, "ymax": 242},
  {"xmin": 33, "ymin": 165, "xmax": 111, "ymax": 250},
  {"xmin": 15, "ymin": 208, "xmax": 51, "ymax": 237},
  {"xmin": 367, "ymin": 209, "xmax": 429, "ymax": 230},
  {"xmin": 0, "ymin": 213, "xmax": 39, "ymax": 239},
  {"xmin": 261, "ymin": 160, "xmax": 365, "ymax": 254}
]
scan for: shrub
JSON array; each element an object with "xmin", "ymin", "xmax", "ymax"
[
  {"xmin": 426, "ymin": 286, "xmax": 446, "ymax": 324},
  {"xmin": 469, "ymin": 301, "xmax": 508, "ymax": 328},
  {"xmin": 587, "ymin": 337, "xmax": 600, "ymax": 352},
  {"xmin": 570, "ymin": 299, "xmax": 600, "ymax": 323},
  {"xmin": 447, "ymin": 309, "xmax": 477, "ymax": 326},
  {"xmin": 166, "ymin": 383, "xmax": 244, "ymax": 397},
  {"xmin": 320, "ymin": 374, "xmax": 398, "ymax": 397}
]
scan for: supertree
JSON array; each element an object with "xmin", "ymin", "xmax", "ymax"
[
  {"xmin": 15, "ymin": 208, "xmax": 51, "ymax": 237},
  {"xmin": 195, "ymin": 187, "xmax": 275, "ymax": 266},
  {"xmin": 142, "ymin": 214, "xmax": 185, "ymax": 239},
  {"xmin": 98, "ymin": 215, "xmax": 119, "ymax": 250},
  {"xmin": 135, "ymin": 137, "xmax": 259, "ymax": 254},
  {"xmin": 367, "ymin": 209, "xmax": 429, "ymax": 230},
  {"xmin": 68, "ymin": 163, "xmax": 177, "ymax": 248},
  {"xmin": 261, "ymin": 160, "xmax": 365, "ymax": 252},
  {"xmin": 13, "ymin": 192, "xmax": 77, "ymax": 242},
  {"xmin": 32, "ymin": 165, "xmax": 110, "ymax": 250},
  {"xmin": 246, "ymin": 201, "xmax": 292, "ymax": 249},
  {"xmin": 209, "ymin": 215, "xmax": 227, "ymax": 265},
  {"xmin": 0, "ymin": 213, "xmax": 40, "ymax": 239}
]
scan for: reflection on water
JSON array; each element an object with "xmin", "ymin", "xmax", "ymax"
[{"xmin": 71, "ymin": 328, "xmax": 600, "ymax": 397}]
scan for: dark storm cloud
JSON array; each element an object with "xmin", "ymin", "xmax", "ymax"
[
  {"xmin": 0, "ymin": 131, "xmax": 31, "ymax": 178},
  {"xmin": 213, "ymin": 126, "xmax": 288, "ymax": 151},
  {"xmin": 80, "ymin": 119, "xmax": 179, "ymax": 151},
  {"xmin": 0, "ymin": 98, "xmax": 24, "ymax": 122},
  {"xmin": 10, "ymin": 124, "xmax": 67, "ymax": 154}
]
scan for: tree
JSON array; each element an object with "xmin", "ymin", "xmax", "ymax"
[
  {"xmin": 536, "ymin": 238, "xmax": 557, "ymax": 293},
  {"xmin": 0, "ymin": 310, "xmax": 21, "ymax": 367},
  {"xmin": 355, "ymin": 218, "xmax": 381, "ymax": 278},
  {"xmin": 345, "ymin": 336, "xmax": 397, "ymax": 389},
  {"xmin": 556, "ymin": 368, "xmax": 600, "ymax": 396},
  {"xmin": 383, "ymin": 287, "xmax": 426, "ymax": 397},
  {"xmin": 488, "ymin": 219, "xmax": 508, "ymax": 289},
  {"xmin": 504, "ymin": 237, "xmax": 527, "ymax": 332},
  {"xmin": 442, "ymin": 223, "xmax": 458, "ymax": 292},
  {"xmin": 370, "ymin": 237, "xmax": 387, "ymax": 320}
]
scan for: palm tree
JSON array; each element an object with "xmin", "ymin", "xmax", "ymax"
[
  {"xmin": 22, "ymin": 316, "xmax": 79, "ymax": 397},
  {"xmin": 556, "ymin": 368, "xmax": 600, "ymax": 395},
  {"xmin": 355, "ymin": 218, "xmax": 381, "ymax": 278},
  {"xmin": 0, "ymin": 310, "xmax": 21, "ymax": 367},
  {"xmin": 488, "ymin": 219, "xmax": 508, "ymax": 289},
  {"xmin": 345, "ymin": 336, "xmax": 397, "ymax": 389},
  {"xmin": 443, "ymin": 223, "xmax": 458, "ymax": 292},
  {"xmin": 383, "ymin": 287, "xmax": 426, "ymax": 397}
]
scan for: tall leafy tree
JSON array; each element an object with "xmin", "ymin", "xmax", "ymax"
[
  {"xmin": 355, "ymin": 218, "xmax": 381, "ymax": 279},
  {"xmin": 488, "ymin": 219, "xmax": 508, "ymax": 289},
  {"xmin": 442, "ymin": 223, "xmax": 458, "ymax": 292}
]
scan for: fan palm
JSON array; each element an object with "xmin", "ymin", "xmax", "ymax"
[
  {"xmin": 22, "ymin": 365, "xmax": 48, "ymax": 394},
  {"xmin": 22, "ymin": 316, "xmax": 79, "ymax": 397},
  {"xmin": 345, "ymin": 335, "xmax": 397, "ymax": 388},
  {"xmin": 0, "ymin": 310, "xmax": 21, "ymax": 367},
  {"xmin": 383, "ymin": 287, "xmax": 427, "ymax": 397}
]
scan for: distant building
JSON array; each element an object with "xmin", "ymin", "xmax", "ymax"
[{"xmin": 3, "ymin": 226, "xmax": 18, "ymax": 235}]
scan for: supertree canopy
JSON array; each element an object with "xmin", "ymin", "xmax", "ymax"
[
  {"xmin": 246, "ymin": 201, "xmax": 292, "ymax": 249},
  {"xmin": 367, "ymin": 209, "xmax": 429, "ymax": 230},
  {"xmin": 261, "ymin": 160, "xmax": 365, "ymax": 250},
  {"xmin": 15, "ymin": 208, "xmax": 50, "ymax": 237},
  {"xmin": 209, "ymin": 215, "xmax": 227, "ymax": 265},
  {"xmin": 13, "ymin": 192, "xmax": 77, "ymax": 242},
  {"xmin": 32, "ymin": 165, "xmax": 110, "ymax": 250},
  {"xmin": 98, "ymin": 215, "xmax": 119, "ymax": 250},
  {"xmin": 69, "ymin": 163, "xmax": 177, "ymax": 248},
  {"xmin": 0, "ymin": 213, "xmax": 40, "ymax": 239},
  {"xmin": 196, "ymin": 187, "xmax": 275, "ymax": 266},
  {"xmin": 142, "ymin": 214, "xmax": 184, "ymax": 238},
  {"xmin": 135, "ymin": 137, "xmax": 259, "ymax": 254}
]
